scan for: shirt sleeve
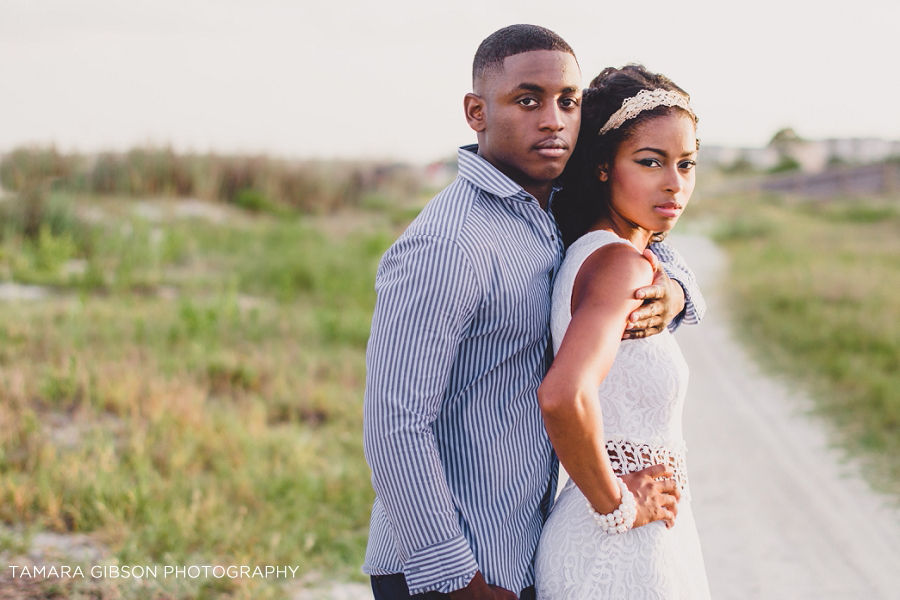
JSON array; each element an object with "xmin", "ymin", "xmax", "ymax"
[
  {"xmin": 650, "ymin": 240, "xmax": 706, "ymax": 332},
  {"xmin": 363, "ymin": 233, "xmax": 481, "ymax": 595}
]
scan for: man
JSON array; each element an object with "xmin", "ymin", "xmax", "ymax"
[{"xmin": 363, "ymin": 25, "xmax": 703, "ymax": 600}]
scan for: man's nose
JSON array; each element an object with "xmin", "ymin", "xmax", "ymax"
[{"xmin": 539, "ymin": 103, "xmax": 565, "ymax": 131}]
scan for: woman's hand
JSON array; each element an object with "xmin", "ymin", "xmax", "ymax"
[
  {"xmin": 619, "ymin": 464, "xmax": 681, "ymax": 529},
  {"xmin": 623, "ymin": 250, "xmax": 685, "ymax": 339}
]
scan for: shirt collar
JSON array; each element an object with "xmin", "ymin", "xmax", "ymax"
[{"xmin": 456, "ymin": 144, "xmax": 561, "ymax": 207}]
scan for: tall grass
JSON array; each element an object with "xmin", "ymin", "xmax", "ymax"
[
  {"xmin": 688, "ymin": 192, "xmax": 900, "ymax": 494},
  {"xmin": 1, "ymin": 146, "xmax": 425, "ymax": 215},
  {"xmin": 0, "ymin": 188, "xmax": 407, "ymax": 597}
]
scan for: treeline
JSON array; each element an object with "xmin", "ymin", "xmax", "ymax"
[{"xmin": 0, "ymin": 146, "xmax": 423, "ymax": 213}]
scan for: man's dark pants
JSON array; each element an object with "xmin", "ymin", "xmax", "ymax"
[{"xmin": 371, "ymin": 574, "xmax": 535, "ymax": 600}]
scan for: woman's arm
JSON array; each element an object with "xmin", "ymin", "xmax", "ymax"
[{"xmin": 538, "ymin": 242, "xmax": 680, "ymax": 527}]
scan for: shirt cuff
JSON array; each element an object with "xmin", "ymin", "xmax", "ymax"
[
  {"xmin": 664, "ymin": 269, "xmax": 702, "ymax": 333},
  {"xmin": 403, "ymin": 535, "xmax": 479, "ymax": 595}
]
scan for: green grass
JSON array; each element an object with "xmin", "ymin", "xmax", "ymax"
[
  {"xmin": 0, "ymin": 190, "xmax": 411, "ymax": 598},
  {"xmin": 686, "ymin": 190, "xmax": 900, "ymax": 495},
  {"xmin": 5, "ymin": 170, "xmax": 899, "ymax": 594}
]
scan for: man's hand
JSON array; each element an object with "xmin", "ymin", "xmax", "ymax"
[
  {"xmin": 620, "ymin": 464, "xmax": 681, "ymax": 529},
  {"xmin": 449, "ymin": 571, "xmax": 517, "ymax": 600},
  {"xmin": 623, "ymin": 249, "xmax": 685, "ymax": 340}
]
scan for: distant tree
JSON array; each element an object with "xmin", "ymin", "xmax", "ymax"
[
  {"xmin": 768, "ymin": 155, "xmax": 801, "ymax": 174},
  {"xmin": 769, "ymin": 127, "xmax": 803, "ymax": 145},
  {"xmin": 827, "ymin": 154, "xmax": 848, "ymax": 168},
  {"xmin": 722, "ymin": 157, "xmax": 756, "ymax": 174}
]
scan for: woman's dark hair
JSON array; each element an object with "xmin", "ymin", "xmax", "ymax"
[{"xmin": 553, "ymin": 64, "xmax": 698, "ymax": 247}]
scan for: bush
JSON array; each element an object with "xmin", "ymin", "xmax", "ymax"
[{"xmin": 1, "ymin": 146, "xmax": 422, "ymax": 214}]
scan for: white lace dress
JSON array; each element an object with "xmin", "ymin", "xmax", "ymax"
[{"xmin": 534, "ymin": 230, "xmax": 711, "ymax": 599}]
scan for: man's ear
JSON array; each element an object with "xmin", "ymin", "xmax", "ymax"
[
  {"xmin": 596, "ymin": 164, "xmax": 609, "ymax": 182},
  {"xmin": 464, "ymin": 93, "xmax": 486, "ymax": 133}
]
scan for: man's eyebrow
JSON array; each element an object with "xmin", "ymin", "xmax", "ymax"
[
  {"xmin": 514, "ymin": 83, "xmax": 545, "ymax": 93},
  {"xmin": 511, "ymin": 83, "xmax": 581, "ymax": 95}
]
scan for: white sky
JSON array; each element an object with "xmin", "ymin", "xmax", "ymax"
[{"xmin": 2, "ymin": 0, "xmax": 898, "ymax": 164}]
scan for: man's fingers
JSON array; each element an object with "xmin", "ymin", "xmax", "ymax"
[
  {"xmin": 628, "ymin": 302, "xmax": 664, "ymax": 324},
  {"xmin": 488, "ymin": 585, "xmax": 518, "ymax": 600},
  {"xmin": 623, "ymin": 323, "xmax": 664, "ymax": 340},
  {"xmin": 634, "ymin": 283, "xmax": 665, "ymax": 301},
  {"xmin": 641, "ymin": 248, "xmax": 661, "ymax": 272}
]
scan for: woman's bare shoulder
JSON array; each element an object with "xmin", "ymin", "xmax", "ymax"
[{"xmin": 581, "ymin": 240, "xmax": 653, "ymax": 286}]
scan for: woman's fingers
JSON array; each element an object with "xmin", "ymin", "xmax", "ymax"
[
  {"xmin": 664, "ymin": 509, "xmax": 677, "ymax": 529},
  {"xmin": 658, "ymin": 476, "xmax": 681, "ymax": 502},
  {"xmin": 638, "ymin": 463, "xmax": 674, "ymax": 479},
  {"xmin": 621, "ymin": 463, "xmax": 682, "ymax": 528}
]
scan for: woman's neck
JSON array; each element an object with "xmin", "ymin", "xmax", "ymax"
[{"xmin": 587, "ymin": 216, "xmax": 653, "ymax": 250}]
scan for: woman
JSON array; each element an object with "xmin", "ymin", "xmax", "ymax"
[{"xmin": 534, "ymin": 65, "xmax": 711, "ymax": 599}]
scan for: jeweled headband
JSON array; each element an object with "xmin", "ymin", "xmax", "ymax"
[{"xmin": 598, "ymin": 89, "xmax": 694, "ymax": 136}]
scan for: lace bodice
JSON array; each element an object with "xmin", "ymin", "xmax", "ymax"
[
  {"xmin": 550, "ymin": 230, "xmax": 690, "ymax": 450},
  {"xmin": 536, "ymin": 230, "xmax": 709, "ymax": 599}
]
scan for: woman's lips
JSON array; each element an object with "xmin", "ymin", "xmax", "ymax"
[{"xmin": 654, "ymin": 203, "xmax": 682, "ymax": 218}]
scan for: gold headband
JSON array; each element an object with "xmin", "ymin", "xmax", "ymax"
[{"xmin": 598, "ymin": 89, "xmax": 694, "ymax": 136}]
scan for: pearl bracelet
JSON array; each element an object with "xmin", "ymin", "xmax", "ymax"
[{"xmin": 585, "ymin": 477, "xmax": 637, "ymax": 534}]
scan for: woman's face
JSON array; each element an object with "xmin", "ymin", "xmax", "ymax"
[{"xmin": 600, "ymin": 111, "xmax": 697, "ymax": 237}]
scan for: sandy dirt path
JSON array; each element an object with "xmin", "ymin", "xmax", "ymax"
[
  {"xmin": 672, "ymin": 233, "xmax": 900, "ymax": 599},
  {"xmin": 307, "ymin": 233, "xmax": 900, "ymax": 599}
]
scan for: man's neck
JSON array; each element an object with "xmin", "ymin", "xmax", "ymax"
[
  {"xmin": 473, "ymin": 146, "xmax": 552, "ymax": 209},
  {"xmin": 521, "ymin": 183, "xmax": 551, "ymax": 209}
]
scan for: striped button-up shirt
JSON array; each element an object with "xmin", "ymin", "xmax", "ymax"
[{"xmin": 362, "ymin": 145, "xmax": 704, "ymax": 595}]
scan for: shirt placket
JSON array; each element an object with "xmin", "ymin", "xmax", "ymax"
[{"xmin": 514, "ymin": 193, "xmax": 564, "ymax": 278}]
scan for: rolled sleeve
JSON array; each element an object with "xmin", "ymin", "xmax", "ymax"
[
  {"xmin": 404, "ymin": 535, "xmax": 479, "ymax": 595},
  {"xmin": 363, "ymin": 233, "xmax": 481, "ymax": 593},
  {"xmin": 650, "ymin": 240, "xmax": 706, "ymax": 332}
]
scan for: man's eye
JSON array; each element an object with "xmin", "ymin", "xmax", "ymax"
[
  {"xmin": 518, "ymin": 98, "xmax": 538, "ymax": 107},
  {"xmin": 560, "ymin": 97, "xmax": 578, "ymax": 108}
]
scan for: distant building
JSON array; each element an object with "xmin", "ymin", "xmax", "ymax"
[{"xmin": 700, "ymin": 135, "xmax": 900, "ymax": 174}]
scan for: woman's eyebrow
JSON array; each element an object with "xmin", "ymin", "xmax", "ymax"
[
  {"xmin": 632, "ymin": 147, "xmax": 698, "ymax": 157},
  {"xmin": 633, "ymin": 147, "xmax": 667, "ymax": 156}
]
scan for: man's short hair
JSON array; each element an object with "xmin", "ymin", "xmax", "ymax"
[{"xmin": 473, "ymin": 24, "xmax": 576, "ymax": 86}]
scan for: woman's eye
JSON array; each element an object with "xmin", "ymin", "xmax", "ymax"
[
  {"xmin": 679, "ymin": 160, "xmax": 697, "ymax": 170},
  {"xmin": 637, "ymin": 158, "xmax": 661, "ymax": 167}
]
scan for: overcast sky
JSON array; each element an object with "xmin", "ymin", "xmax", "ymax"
[{"xmin": 2, "ymin": 0, "xmax": 898, "ymax": 164}]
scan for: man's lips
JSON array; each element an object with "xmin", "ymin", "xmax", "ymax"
[{"xmin": 534, "ymin": 139, "xmax": 568, "ymax": 158}]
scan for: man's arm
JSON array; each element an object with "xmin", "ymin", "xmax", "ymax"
[
  {"xmin": 363, "ymin": 234, "xmax": 482, "ymax": 596},
  {"xmin": 624, "ymin": 240, "xmax": 706, "ymax": 338}
]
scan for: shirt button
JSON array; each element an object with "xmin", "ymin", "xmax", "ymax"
[{"xmin": 550, "ymin": 235, "xmax": 556, "ymax": 241}]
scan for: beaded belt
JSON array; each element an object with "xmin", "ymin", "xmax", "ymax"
[{"xmin": 605, "ymin": 438, "xmax": 690, "ymax": 497}]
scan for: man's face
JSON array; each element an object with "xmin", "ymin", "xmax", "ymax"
[{"xmin": 469, "ymin": 50, "xmax": 582, "ymax": 197}]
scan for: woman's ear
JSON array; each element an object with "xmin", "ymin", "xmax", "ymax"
[{"xmin": 596, "ymin": 164, "xmax": 609, "ymax": 182}]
